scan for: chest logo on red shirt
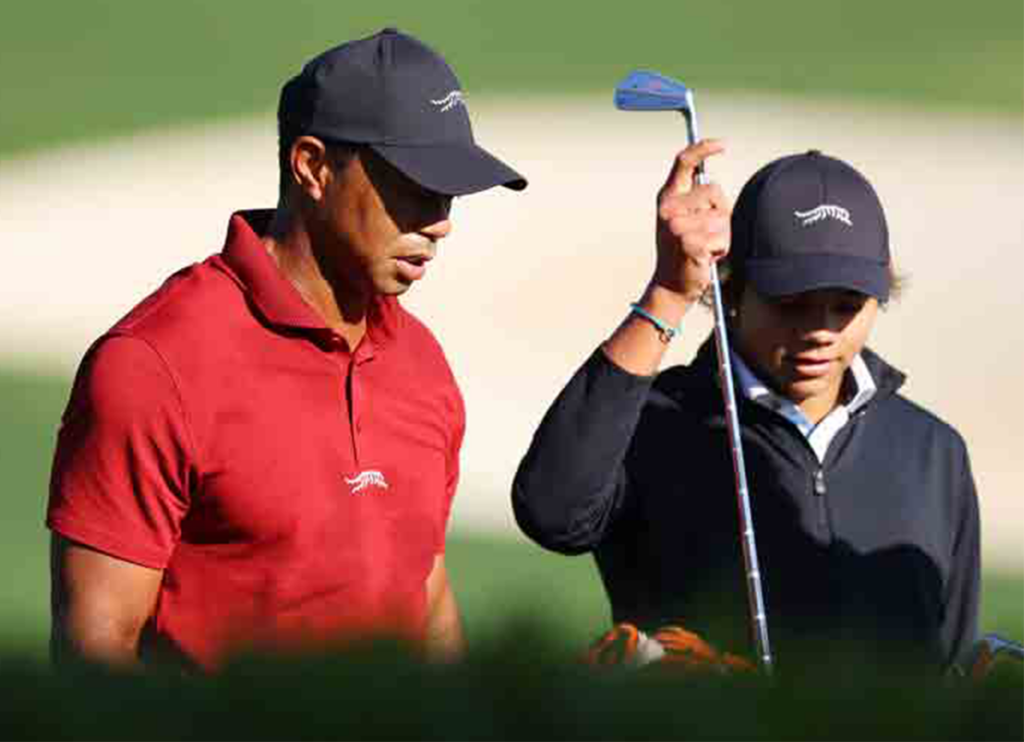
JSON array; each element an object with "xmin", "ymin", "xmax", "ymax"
[{"xmin": 345, "ymin": 469, "xmax": 389, "ymax": 495}]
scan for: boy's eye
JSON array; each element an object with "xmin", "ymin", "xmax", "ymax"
[
  {"xmin": 772, "ymin": 295, "xmax": 866, "ymax": 317},
  {"xmin": 775, "ymin": 298, "xmax": 808, "ymax": 313},
  {"xmin": 834, "ymin": 294, "xmax": 868, "ymax": 314}
]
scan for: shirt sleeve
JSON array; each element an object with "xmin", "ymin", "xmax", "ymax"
[
  {"xmin": 47, "ymin": 334, "xmax": 196, "ymax": 569},
  {"xmin": 511, "ymin": 348, "xmax": 655, "ymax": 555},
  {"xmin": 438, "ymin": 377, "xmax": 466, "ymax": 554},
  {"xmin": 941, "ymin": 442, "xmax": 982, "ymax": 671}
]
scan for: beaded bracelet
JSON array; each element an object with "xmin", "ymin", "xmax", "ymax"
[{"xmin": 629, "ymin": 302, "xmax": 681, "ymax": 343}]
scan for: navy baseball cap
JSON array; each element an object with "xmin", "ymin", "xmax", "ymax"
[
  {"xmin": 730, "ymin": 150, "xmax": 890, "ymax": 301},
  {"xmin": 278, "ymin": 28, "xmax": 527, "ymax": 196}
]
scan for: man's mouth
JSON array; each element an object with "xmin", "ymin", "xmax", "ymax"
[{"xmin": 394, "ymin": 254, "xmax": 433, "ymax": 282}]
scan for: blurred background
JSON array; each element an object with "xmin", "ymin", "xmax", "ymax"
[{"xmin": 1, "ymin": 0, "xmax": 1021, "ymax": 664}]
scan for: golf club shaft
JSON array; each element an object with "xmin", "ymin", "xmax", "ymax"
[{"xmin": 685, "ymin": 104, "xmax": 774, "ymax": 675}]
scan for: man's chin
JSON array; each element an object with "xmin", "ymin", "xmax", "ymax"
[{"xmin": 376, "ymin": 279, "xmax": 414, "ymax": 296}]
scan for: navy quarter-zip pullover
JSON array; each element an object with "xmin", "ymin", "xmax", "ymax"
[{"xmin": 512, "ymin": 339, "xmax": 980, "ymax": 672}]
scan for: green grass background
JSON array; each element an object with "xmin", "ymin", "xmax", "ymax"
[
  {"xmin": 0, "ymin": 0, "xmax": 1020, "ymax": 159},
  {"xmin": 0, "ymin": 0, "xmax": 1021, "ymax": 679}
]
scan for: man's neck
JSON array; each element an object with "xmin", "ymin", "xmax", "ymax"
[{"xmin": 262, "ymin": 208, "xmax": 369, "ymax": 350}]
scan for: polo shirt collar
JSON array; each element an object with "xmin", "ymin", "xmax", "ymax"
[
  {"xmin": 219, "ymin": 209, "xmax": 402, "ymax": 347},
  {"xmin": 222, "ymin": 210, "xmax": 323, "ymax": 330}
]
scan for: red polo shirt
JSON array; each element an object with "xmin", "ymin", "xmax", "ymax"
[{"xmin": 48, "ymin": 210, "xmax": 465, "ymax": 670}]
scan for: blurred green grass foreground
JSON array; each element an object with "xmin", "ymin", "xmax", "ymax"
[{"xmin": 1, "ymin": 638, "xmax": 1022, "ymax": 740}]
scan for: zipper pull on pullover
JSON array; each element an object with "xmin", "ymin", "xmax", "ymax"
[{"xmin": 813, "ymin": 468, "xmax": 827, "ymax": 496}]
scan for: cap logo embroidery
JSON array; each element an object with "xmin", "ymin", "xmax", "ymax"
[
  {"xmin": 794, "ymin": 204, "xmax": 852, "ymax": 227},
  {"xmin": 344, "ymin": 470, "xmax": 389, "ymax": 494},
  {"xmin": 430, "ymin": 90, "xmax": 465, "ymax": 112}
]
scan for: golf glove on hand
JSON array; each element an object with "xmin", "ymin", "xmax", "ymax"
[{"xmin": 584, "ymin": 622, "xmax": 754, "ymax": 674}]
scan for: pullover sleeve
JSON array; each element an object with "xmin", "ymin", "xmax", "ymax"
[
  {"xmin": 941, "ymin": 443, "xmax": 982, "ymax": 671},
  {"xmin": 511, "ymin": 348, "xmax": 655, "ymax": 555}
]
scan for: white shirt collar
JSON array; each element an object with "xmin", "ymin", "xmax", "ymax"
[
  {"xmin": 731, "ymin": 351, "xmax": 877, "ymax": 460},
  {"xmin": 844, "ymin": 354, "xmax": 877, "ymax": 416}
]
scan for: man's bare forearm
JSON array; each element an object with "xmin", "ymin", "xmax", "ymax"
[
  {"xmin": 424, "ymin": 555, "xmax": 465, "ymax": 662},
  {"xmin": 50, "ymin": 535, "xmax": 161, "ymax": 671},
  {"xmin": 51, "ymin": 612, "xmax": 144, "ymax": 670}
]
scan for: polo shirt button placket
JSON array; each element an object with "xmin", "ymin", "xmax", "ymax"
[
  {"xmin": 327, "ymin": 333, "xmax": 360, "ymax": 464},
  {"xmin": 349, "ymin": 340, "xmax": 376, "ymax": 461},
  {"xmin": 348, "ymin": 359, "xmax": 361, "ymax": 464}
]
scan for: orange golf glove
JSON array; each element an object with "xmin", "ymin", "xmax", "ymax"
[{"xmin": 584, "ymin": 622, "xmax": 754, "ymax": 674}]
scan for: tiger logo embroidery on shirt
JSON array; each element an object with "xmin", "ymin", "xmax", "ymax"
[{"xmin": 345, "ymin": 470, "xmax": 389, "ymax": 495}]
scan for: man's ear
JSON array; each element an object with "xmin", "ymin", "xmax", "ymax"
[{"xmin": 289, "ymin": 136, "xmax": 331, "ymax": 202}]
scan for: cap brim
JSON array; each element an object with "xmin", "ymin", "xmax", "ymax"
[
  {"xmin": 748, "ymin": 254, "xmax": 890, "ymax": 302},
  {"xmin": 370, "ymin": 142, "xmax": 527, "ymax": 197}
]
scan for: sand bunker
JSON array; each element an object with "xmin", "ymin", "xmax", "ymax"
[{"xmin": 2, "ymin": 94, "xmax": 1020, "ymax": 568}]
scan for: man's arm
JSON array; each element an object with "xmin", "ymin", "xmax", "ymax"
[
  {"xmin": 50, "ymin": 534, "xmax": 163, "ymax": 670},
  {"xmin": 423, "ymin": 554, "xmax": 465, "ymax": 662}
]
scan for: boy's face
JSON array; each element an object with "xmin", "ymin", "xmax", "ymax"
[{"xmin": 733, "ymin": 286, "xmax": 879, "ymax": 423}]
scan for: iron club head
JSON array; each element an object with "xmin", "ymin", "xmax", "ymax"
[
  {"xmin": 614, "ymin": 69, "xmax": 705, "ymax": 174},
  {"xmin": 959, "ymin": 632, "xmax": 1024, "ymax": 680},
  {"xmin": 613, "ymin": 70, "xmax": 694, "ymax": 111},
  {"xmin": 614, "ymin": 70, "xmax": 696, "ymax": 120}
]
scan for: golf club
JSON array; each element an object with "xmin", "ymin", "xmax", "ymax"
[{"xmin": 614, "ymin": 70, "xmax": 774, "ymax": 675}]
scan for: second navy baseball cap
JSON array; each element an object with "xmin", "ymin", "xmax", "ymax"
[
  {"xmin": 730, "ymin": 150, "xmax": 890, "ymax": 301},
  {"xmin": 278, "ymin": 27, "xmax": 527, "ymax": 196}
]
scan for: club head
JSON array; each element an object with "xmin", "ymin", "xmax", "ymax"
[
  {"xmin": 959, "ymin": 633, "xmax": 1024, "ymax": 681},
  {"xmin": 614, "ymin": 70, "xmax": 694, "ymax": 114},
  {"xmin": 978, "ymin": 633, "xmax": 1024, "ymax": 659}
]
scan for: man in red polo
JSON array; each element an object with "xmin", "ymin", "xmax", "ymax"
[{"xmin": 47, "ymin": 28, "xmax": 526, "ymax": 672}]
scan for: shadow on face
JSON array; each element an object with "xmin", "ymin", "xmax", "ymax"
[
  {"xmin": 738, "ymin": 288, "xmax": 873, "ymax": 338},
  {"xmin": 359, "ymin": 149, "xmax": 453, "ymax": 237}
]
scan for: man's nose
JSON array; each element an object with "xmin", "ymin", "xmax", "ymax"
[{"xmin": 421, "ymin": 216, "xmax": 452, "ymax": 241}]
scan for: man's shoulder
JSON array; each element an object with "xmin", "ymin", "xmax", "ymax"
[
  {"xmin": 108, "ymin": 254, "xmax": 242, "ymax": 344},
  {"xmin": 83, "ymin": 255, "xmax": 247, "ymax": 391}
]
